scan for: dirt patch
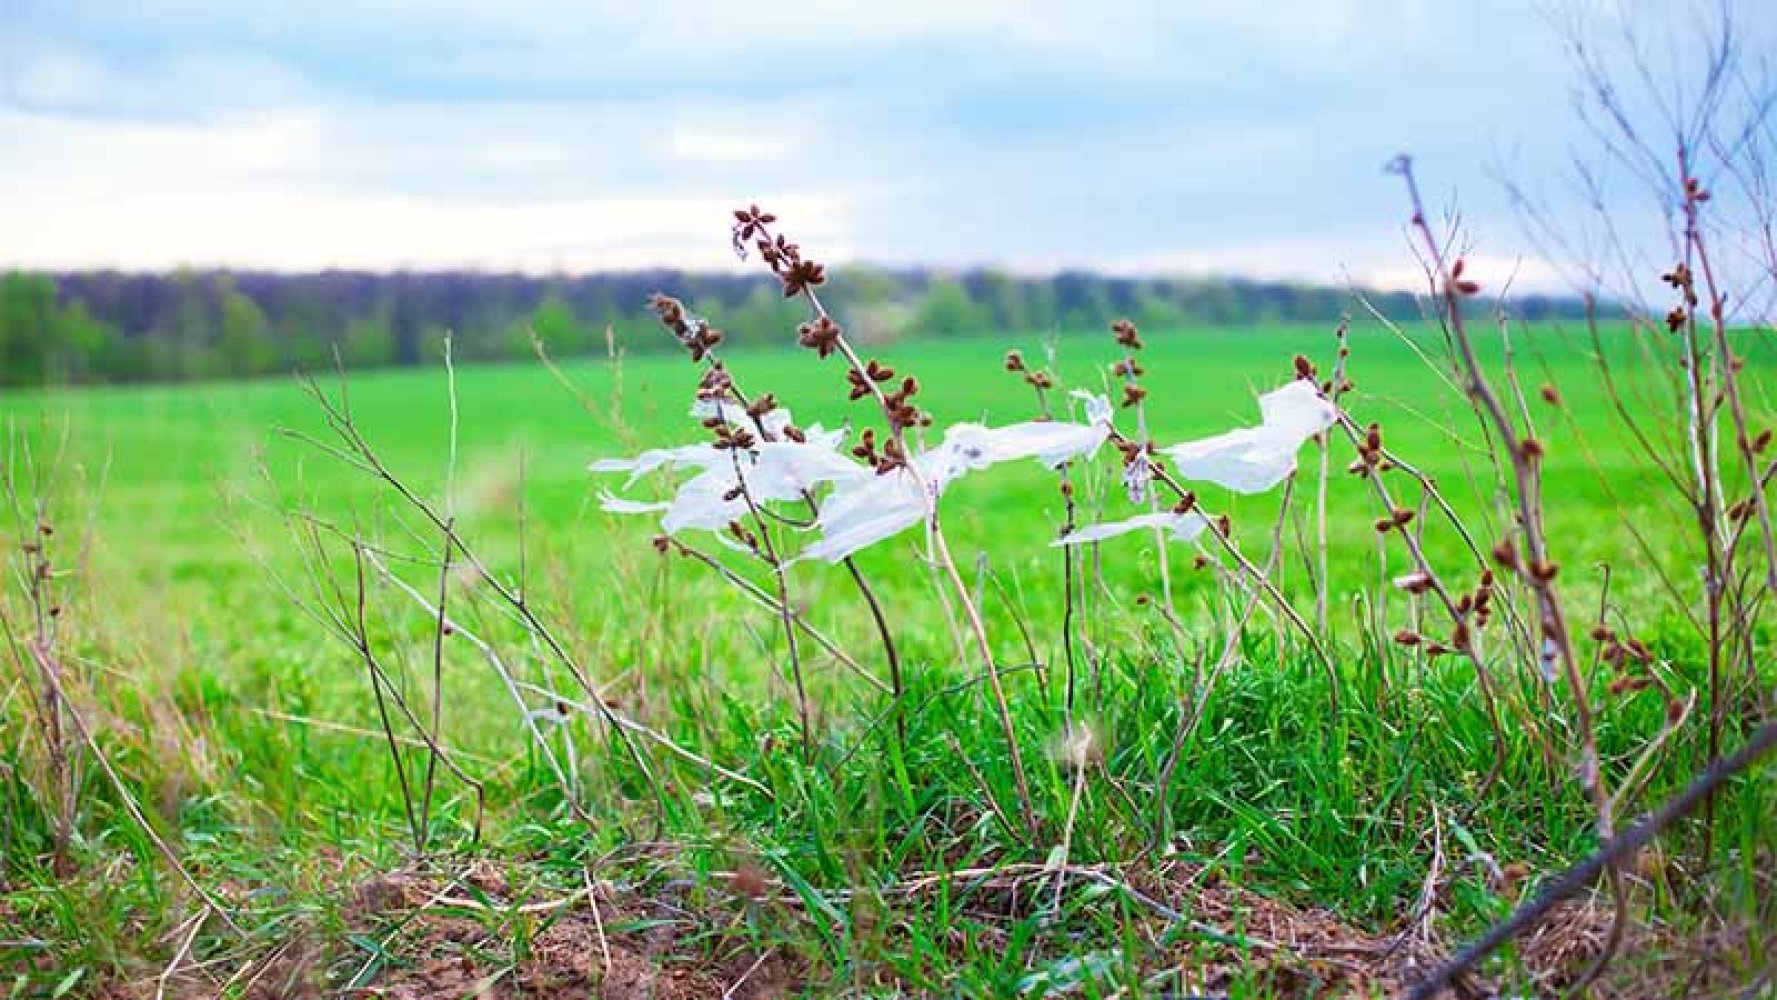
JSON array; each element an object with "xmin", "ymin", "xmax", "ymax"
[
  {"xmin": 1168, "ymin": 869, "xmax": 1759, "ymax": 999},
  {"xmin": 340, "ymin": 868, "xmax": 799, "ymax": 1000},
  {"xmin": 925, "ymin": 861, "xmax": 1432, "ymax": 998},
  {"xmin": 1152, "ymin": 865, "xmax": 1422, "ymax": 998},
  {"xmin": 885, "ymin": 860, "xmax": 1758, "ymax": 998},
  {"xmin": 118, "ymin": 857, "xmax": 1760, "ymax": 999},
  {"xmin": 1515, "ymin": 897, "xmax": 1761, "ymax": 999}
]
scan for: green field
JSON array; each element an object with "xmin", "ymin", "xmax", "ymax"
[
  {"xmin": 3, "ymin": 320, "xmax": 1773, "ymax": 996},
  {"xmin": 4, "ymin": 321, "xmax": 1712, "ymax": 610}
]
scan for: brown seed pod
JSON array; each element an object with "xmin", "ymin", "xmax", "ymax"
[
  {"xmin": 797, "ymin": 316, "xmax": 843, "ymax": 358},
  {"xmin": 780, "ymin": 258, "xmax": 827, "ymax": 297},
  {"xmin": 845, "ymin": 368, "xmax": 872, "ymax": 401},
  {"xmin": 1394, "ymin": 571, "xmax": 1434, "ymax": 595},
  {"xmin": 1491, "ymin": 539, "xmax": 1520, "ymax": 571}
]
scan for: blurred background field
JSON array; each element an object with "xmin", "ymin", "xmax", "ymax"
[
  {"xmin": 5, "ymin": 319, "xmax": 1723, "ymax": 604},
  {"xmin": 6, "ymin": 315, "xmax": 1762, "ymax": 801}
]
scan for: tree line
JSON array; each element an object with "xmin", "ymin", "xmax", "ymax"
[{"xmin": 0, "ymin": 268, "xmax": 1597, "ymax": 387}]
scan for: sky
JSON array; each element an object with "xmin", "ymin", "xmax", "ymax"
[{"xmin": 1, "ymin": 1, "xmax": 1770, "ymax": 293}]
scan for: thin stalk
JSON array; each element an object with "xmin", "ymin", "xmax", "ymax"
[
  {"xmin": 418, "ymin": 524, "xmax": 453, "ymax": 854},
  {"xmin": 715, "ymin": 398, "xmax": 811, "ymax": 758},
  {"xmin": 702, "ymin": 353, "xmax": 902, "ymax": 705},
  {"xmin": 1108, "ymin": 429, "xmax": 1338, "ymax": 708},
  {"xmin": 1392, "ymin": 155, "xmax": 1624, "ymax": 980},
  {"xmin": 811, "ymin": 288, "xmax": 1035, "ymax": 830},
  {"xmin": 293, "ymin": 372, "xmax": 663, "ymax": 799},
  {"xmin": 1684, "ymin": 173, "xmax": 1774, "ymax": 852},
  {"xmin": 667, "ymin": 539, "xmax": 884, "ymax": 692},
  {"xmin": 352, "ymin": 546, "xmax": 421, "ymax": 853}
]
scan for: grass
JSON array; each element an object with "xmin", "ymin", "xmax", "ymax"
[{"xmin": 2, "ymin": 318, "xmax": 1773, "ymax": 997}]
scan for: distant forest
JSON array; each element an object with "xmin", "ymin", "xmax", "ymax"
[{"xmin": 0, "ymin": 268, "xmax": 1598, "ymax": 386}]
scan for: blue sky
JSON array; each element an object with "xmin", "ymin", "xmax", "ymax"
[{"xmin": 2, "ymin": 1, "xmax": 1769, "ymax": 293}]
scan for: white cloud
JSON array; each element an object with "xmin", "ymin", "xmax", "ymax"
[
  {"xmin": 0, "ymin": 90, "xmax": 1562, "ymax": 288},
  {"xmin": 663, "ymin": 126, "xmax": 800, "ymax": 167},
  {"xmin": 4, "ymin": 182, "xmax": 854, "ymax": 272},
  {"xmin": 5, "ymin": 0, "xmax": 1752, "ymax": 292},
  {"xmin": 1356, "ymin": 254, "xmax": 1566, "ymax": 297},
  {"xmin": 0, "ymin": 107, "xmax": 852, "ymax": 270}
]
